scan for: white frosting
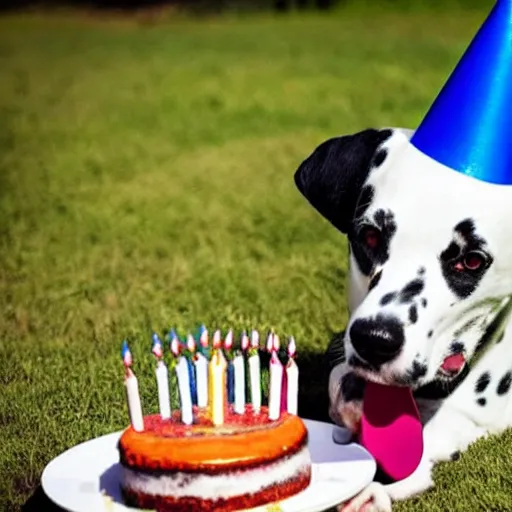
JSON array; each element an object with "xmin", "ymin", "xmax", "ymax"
[{"xmin": 121, "ymin": 445, "xmax": 311, "ymax": 500}]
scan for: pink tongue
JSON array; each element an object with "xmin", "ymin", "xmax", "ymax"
[{"xmin": 360, "ymin": 381, "xmax": 423, "ymax": 481}]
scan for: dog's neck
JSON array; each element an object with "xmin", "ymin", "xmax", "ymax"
[{"xmin": 415, "ymin": 295, "xmax": 512, "ymax": 400}]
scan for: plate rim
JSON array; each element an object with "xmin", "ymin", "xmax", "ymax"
[{"xmin": 41, "ymin": 418, "xmax": 376, "ymax": 512}]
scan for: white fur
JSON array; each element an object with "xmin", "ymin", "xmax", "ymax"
[{"xmin": 328, "ymin": 128, "xmax": 512, "ymax": 511}]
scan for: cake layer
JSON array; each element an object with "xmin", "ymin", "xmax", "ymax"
[
  {"xmin": 120, "ymin": 445, "xmax": 311, "ymax": 500},
  {"xmin": 121, "ymin": 466, "xmax": 311, "ymax": 512},
  {"xmin": 118, "ymin": 405, "xmax": 308, "ymax": 473}
]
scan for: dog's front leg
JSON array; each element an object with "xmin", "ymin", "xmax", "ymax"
[
  {"xmin": 336, "ymin": 448, "xmax": 434, "ymax": 512},
  {"xmin": 359, "ymin": 402, "xmax": 486, "ymax": 509},
  {"xmin": 337, "ymin": 397, "xmax": 490, "ymax": 512}
]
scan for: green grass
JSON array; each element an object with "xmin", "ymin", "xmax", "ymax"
[{"xmin": 2, "ymin": 4, "xmax": 512, "ymax": 511}]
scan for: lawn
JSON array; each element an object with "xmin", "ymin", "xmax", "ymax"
[{"xmin": 2, "ymin": 3, "xmax": 512, "ymax": 511}]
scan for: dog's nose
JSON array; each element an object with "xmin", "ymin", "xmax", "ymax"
[{"xmin": 349, "ymin": 316, "xmax": 405, "ymax": 366}]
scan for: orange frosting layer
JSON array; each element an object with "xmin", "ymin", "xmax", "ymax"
[{"xmin": 119, "ymin": 405, "xmax": 308, "ymax": 472}]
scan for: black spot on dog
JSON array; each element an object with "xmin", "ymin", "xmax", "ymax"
[
  {"xmin": 371, "ymin": 209, "xmax": 397, "ymax": 266},
  {"xmin": 368, "ymin": 270, "xmax": 382, "ymax": 292},
  {"xmin": 497, "ymin": 372, "xmax": 512, "ymax": 396},
  {"xmin": 456, "ymin": 219, "xmax": 483, "ymax": 242},
  {"xmin": 380, "ymin": 292, "xmax": 396, "ymax": 306},
  {"xmin": 440, "ymin": 218, "xmax": 493, "ymax": 299},
  {"xmin": 409, "ymin": 360, "xmax": 427, "ymax": 382},
  {"xmin": 441, "ymin": 241, "xmax": 461, "ymax": 262},
  {"xmin": 428, "ymin": 330, "xmax": 433, "ymax": 338},
  {"xmin": 393, "ymin": 360, "xmax": 428, "ymax": 387},
  {"xmin": 340, "ymin": 372, "xmax": 366, "ymax": 402},
  {"xmin": 409, "ymin": 305, "xmax": 418, "ymax": 324},
  {"xmin": 421, "ymin": 298, "xmax": 427, "ymax": 308},
  {"xmin": 476, "ymin": 397, "xmax": 487, "ymax": 406},
  {"xmin": 450, "ymin": 451, "xmax": 461, "ymax": 461},
  {"xmin": 399, "ymin": 279, "xmax": 424, "ymax": 304},
  {"xmin": 418, "ymin": 267, "xmax": 426, "ymax": 275},
  {"xmin": 475, "ymin": 372, "xmax": 491, "ymax": 393},
  {"xmin": 354, "ymin": 185, "xmax": 374, "ymax": 221},
  {"xmin": 372, "ymin": 148, "xmax": 388, "ymax": 168},
  {"xmin": 373, "ymin": 209, "xmax": 397, "ymax": 235},
  {"xmin": 450, "ymin": 341, "xmax": 465, "ymax": 354}
]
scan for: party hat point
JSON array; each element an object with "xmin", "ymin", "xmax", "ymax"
[{"xmin": 411, "ymin": 0, "xmax": 512, "ymax": 185}]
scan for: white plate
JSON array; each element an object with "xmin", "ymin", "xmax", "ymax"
[{"xmin": 42, "ymin": 419, "xmax": 376, "ymax": 512}]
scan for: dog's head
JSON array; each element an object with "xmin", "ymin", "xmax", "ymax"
[{"xmin": 295, "ymin": 128, "xmax": 512, "ymax": 388}]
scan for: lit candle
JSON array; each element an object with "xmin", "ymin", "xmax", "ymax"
[
  {"xmin": 186, "ymin": 334, "xmax": 198, "ymax": 406},
  {"xmin": 209, "ymin": 341, "xmax": 227, "ymax": 426},
  {"xmin": 248, "ymin": 329, "xmax": 261, "ymax": 413},
  {"xmin": 122, "ymin": 340, "xmax": 144, "ymax": 432},
  {"xmin": 286, "ymin": 336, "xmax": 299, "ymax": 415},
  {"xmin": 225, "ymin": 330, "xmax": 235, "ymax": 404},
  {"xmin": 171, "ymin": 336, "xmax": 193, "ymax": 425},
  {"xmin": 233, "ymin": 331, "xmax": 248, "ymax": 414},
  {"xmin": 152, "ymin": 333, "xmax": 171, "ymax": 420},
  {"xmin": 268, "ymin": 334, "xmax": 283, "ymax": 421}
]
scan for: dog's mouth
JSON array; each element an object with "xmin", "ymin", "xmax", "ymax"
[
  {"xmin": 350, "ymin": 351, "xmax": 467, "ymax": 387},
  {"xmin": 436, "ymin": 353, "xmax": 466, "ymax": 380}
]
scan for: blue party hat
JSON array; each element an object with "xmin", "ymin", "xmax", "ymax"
[{"xmin": 411, "ymin": 0, "xmax": 512, "ymax": 185}]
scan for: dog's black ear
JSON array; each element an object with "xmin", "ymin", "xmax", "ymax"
[{"xmin": 294, "ymin": 128, "xmax": 392, "ymax": 234}]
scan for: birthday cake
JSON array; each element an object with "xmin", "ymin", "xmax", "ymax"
[{"xmin": 117, "ymin": 328, "xmax": 311, "ymax": 512}]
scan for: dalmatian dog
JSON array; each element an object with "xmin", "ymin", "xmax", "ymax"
[{"xmin": 294, "ymin": 127, "xmax": 512, "ymax": 512}]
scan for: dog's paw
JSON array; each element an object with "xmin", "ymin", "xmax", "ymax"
[
  {"xmin": 337, "ymin": 483, "xmax": 392, "ymax": 512},
  {"xmin": 328, "ymin": 364, "xmax": 365, "ymax": 433},
  {"xmin": 329, "ymin": 399, "xmax": 363, "ymax": 434}
]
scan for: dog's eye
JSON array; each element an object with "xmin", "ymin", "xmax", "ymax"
[
  {"xmin": 359, "ymin": 226, "xmax": 381, "ymax": 250},
  {"xmin": 454, "ymin": 250, "xmax": 487, "ymax": 272},
  {"xmin": 463, "ymin": 251, "xmax": 487, "ymax": 271}
]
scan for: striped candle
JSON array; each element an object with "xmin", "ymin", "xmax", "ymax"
[{"xmin": 286, "ymin": 336, "xmax": 299, "ymax": 415}]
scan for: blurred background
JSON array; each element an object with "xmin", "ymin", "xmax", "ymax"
[
  {"xmin": 0, "ymin": 0, "xmax": 491, "ymax": 14},
  {"xmin": 2, "ymin": 1, "xmax": 507, "ymax": 512}
]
